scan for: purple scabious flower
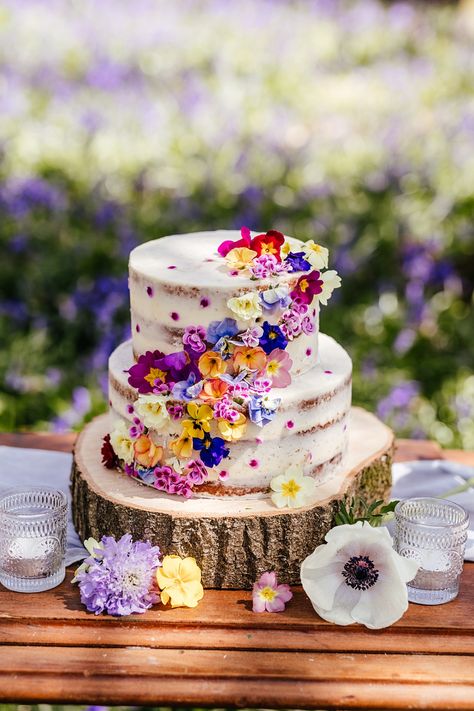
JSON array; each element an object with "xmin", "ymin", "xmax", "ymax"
[
  {"xmin": 285, "ymin": 251, "xmax": 311, "ymax": 272},
  {"xmin": 183, "ymin": 325, "xmax": 207, "ymax": 353},
  {"xmin": 193, "ymin": 435, "xmax": 230, "ymax": 467},
  {"xmin": 206, "ymin": 317, "xmax": 239, "ymax": 344},
  {"xmin": 75, "ymin": 534, "xmax": 161, "ymax": 616},
  {"xmin": 259, "ymin": 321, "xmax": 288, "ymax": 354}
]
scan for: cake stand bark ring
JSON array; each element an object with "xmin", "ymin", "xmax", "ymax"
[{"xmin": 71, "ymin": 407, "xmax": 393, "ymax": 589}]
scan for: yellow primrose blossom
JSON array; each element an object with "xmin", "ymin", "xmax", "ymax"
[
  {"xmin": 156, "ymin": 555, "xmax": 204, "ymax": 608},
  {"xmin": 198, "ymin": 351, "xmax": 226, "ymax": 378},
  {"xmin": 218, "ymin": 412, "xmax": 247, "ymax": 441},
  {"xmin": 227, "ymin": 292, "xmax": 262, "ymax": 321},
  {"xmin": 303, "ymin": 240, "xmax": 329, "ymax": 270},
  {"xmin": 225, "ymin": 247, "xmax": 258, "ymax": 271},
  {"xmin": 169, "ymin": 431, "xmax": 194, "ymax": 459},
  {"xmin": 181, "ymin": 402, "xmax": 214, "ymax": 439}
]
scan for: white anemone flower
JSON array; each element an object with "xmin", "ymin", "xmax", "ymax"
[
  {"xmin": 110, "ymin": 420, "xmax": 134, "ymax": 465},
  {"xmin": 303, "ymin": 240, "xmax": 329, "ymax": 270},
  {"xmin": 317, "ymin": 270, "xmax": 341, "ymax": 305},
  {"xmin": 135, "ymin": 394, "xmax": 170, "ymax": 430},
  {"xmin": 270, "ymin": 464, "xmax": 316, "ymax": 509},
  {"xmin": 300, "ymin": 522, "xmax": 419, "ymax": 629}
]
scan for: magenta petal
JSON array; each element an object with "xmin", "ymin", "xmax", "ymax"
[
  {"xmin": 241, "ymin": 226, "xmax": 251, "ymax": 240},
  {"xmin": 266, "ymin": 597, "xmax": 286, "ymax": 613}
]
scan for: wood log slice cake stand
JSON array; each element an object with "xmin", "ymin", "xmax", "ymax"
[{"xmin": 71, "ymin": 406, "xmax": 393, "ymax": 589}]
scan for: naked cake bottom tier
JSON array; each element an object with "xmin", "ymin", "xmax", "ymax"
[
  {"xmin": 108, "ymin": 333, "xmax": 352, "ymax": 498},
  {"xmin": 71, "ymin": 407, "xmax": 394, "ymax": 588}
]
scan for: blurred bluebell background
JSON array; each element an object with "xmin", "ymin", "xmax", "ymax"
[{"xmin": 1, "ymin": 0, "xmax": 473, "ymax": 447}]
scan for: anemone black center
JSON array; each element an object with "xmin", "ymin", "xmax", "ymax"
[{"xmin": 342, "ymin": 555, "xmax": 379, "ymax": 591}]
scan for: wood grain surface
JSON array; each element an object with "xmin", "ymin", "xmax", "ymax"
[{"xmin": 0, "ymin": 431, "xmax": 473, "ymax": 709}]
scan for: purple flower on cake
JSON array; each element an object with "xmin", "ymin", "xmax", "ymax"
[
  {"xmin": 172, "ymin": 372, "xmax": 203, "ymax": 401},
  {"xmin": 156, "ymin": 350, "xmax": 192, "ymax": 382},
  {"xmin": 186, "ymin": 459, "xmax": 209, "ymax": 485},
  {"xmin": 154, "ymin": 465, "xmax": 178, "ymax": 491},
  {"xmin": 74, "ymin": 534, "xmax": 162, "ymax": 616},
  {"xmin": 240, "ymin": 325, "xmax": 264, "ymax": 348},
  {"xmin": 250, "ymin": 376, "xmax": 273, "ymax": 394},
  {"xmin": 248, "ymin": 393, "xmax": 281, "ymax": 427},
  {"xmin": 259, "ymin": 321, "xmax": 288, "ymax": 354},
  {"xmin": 129, "ymin": 416, "xmax": 145, "ymax": 440},
  {"xmin": 301, "ymin": 315, "xmax": 315, "ymax": 335},
  {"xmin": 259, "ymin": 284, "xmax": 291, "ymax": 313},
  {"xmin": 290, "ymin": 270, "xmax": 323, "ymax": 305},
  {"xmin": 285, "ymin": 251, "xmax": 311, "ymax": 273},
  {"xmin": 127, "ymin": 349, "xmax": 165, "ymax": 394},
  {"xmin": 250, "ymin": 254, "xmax": 288, "ymax": 279},
  {"xmin": 252, "ymin": 571, "xmax": 293, "ymax": 613},
  {"xmin": 213, "ymin": 395, "xmax": 241, "ymax": 422},
  {"xmin": 206, "ymin": 317, "xmax": 239, "ymax": 345},
  {"xmin": 166, "ymin": 402, "xmax": 185, "ymax": 420},
  {"xmin": 183, "ymin": 325, "xmax": 207, "ymax": 353},
  {"xmin": 193, "ymin": 435, "xmax": 230, "ymax": 467}
]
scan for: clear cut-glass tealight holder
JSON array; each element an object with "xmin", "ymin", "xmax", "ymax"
[
  {"xmin": 394, "ymin": 497, "xmax": 469, "ymax": 605},
  {"xmin": 0, "ymin": 487, "xmax": 67, "ymax": 593}
]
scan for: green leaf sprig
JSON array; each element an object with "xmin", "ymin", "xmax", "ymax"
[{"xmin": 335, "ymin": 497, "xmax": 399, "ymax": 527}]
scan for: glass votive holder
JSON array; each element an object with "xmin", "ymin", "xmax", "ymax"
[
  {"xmin": 0, "ymin": 487, "xmax": 67, "ymax": 593},
  {"xmin": 394, "ymin": 497, "xmax": 469, "ymax": 605}
]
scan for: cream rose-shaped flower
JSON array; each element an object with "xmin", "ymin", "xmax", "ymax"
[
  {"xmin": 270, "ymin": 464, "xmax": 316, "ymax": 509},
  {"xmin": 110, "ymin": 420, "xmax": 134, "ymax": 465},
  {"xmin": 317, "ymin": 269, "xmax": 341, "ymax": 306},
  {"xmin": 135, "ymin": 394, "xmax": 170, "ymax": 430},
  {"xmin": 300, "ymin": 522, "xmax": 419, "ymax": 629},
  {"xmin": 227, "ymin": 291, "xmax": 262, "ymax": 321}
]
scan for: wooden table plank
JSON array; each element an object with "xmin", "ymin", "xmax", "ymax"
[{"xmin": 0, "ymin": 431, "xmax": 473, "ymax": 709}]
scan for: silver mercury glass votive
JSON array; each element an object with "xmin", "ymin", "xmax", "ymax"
[
  {"xmin": 0, "ymin": 487, "xmax": 67, "ymax": 593},
  {"xmin": 394, "ymin": 497, "xmax": 469, "ymax": 605}
]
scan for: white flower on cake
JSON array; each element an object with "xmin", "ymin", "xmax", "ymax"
[
  {"xmin": 227, "ymin": 291, "xmax": 263, "ymax": 321},
  {"xmin": 270, "ymin": 464, "xmax": 316, "ymax": 509},
  {"xmin": 300, "ymin": 522, "xmax": 419, "ymax": 629},
  {"xmin": 317, "ymin": 270, "xmax": 341, "ymax": 305},
  {"xmin": 110, "ymin": 420, "xmax": 135, "ymax": 465},
  {"xmin": 135, "ymin": 394, "xmax": 170, "ymax": 430},
  {"xmin": 303, "ymin": 240, "xmax": 329, "ymax": 270}
]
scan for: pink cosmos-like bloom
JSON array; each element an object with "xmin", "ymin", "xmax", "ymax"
[
  {"xmin": 252, "ymin": 571, "xmax": 293, "ymax": 613},
  {"xmin": 290, "ymin": 270, "xmax": 323, "ymax": 305},
  {"xmin": 251, "ymin": 376, "xmax": 273, "ymax": 393},
  {"xmin": 265, "ymin": 348, "xmax": 293, "ymax": 388},
  {"xmin": 213, "ymin": 395, "xmax": 240, "ymax": 422},
  {"xmin": 183, "ymin": 325, "xmax": 207, "ymax": 353}
]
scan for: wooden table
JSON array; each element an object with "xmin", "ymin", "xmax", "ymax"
[{"xmin": 0, "ymin": 433, "xmax": 473, "ymax": 710}]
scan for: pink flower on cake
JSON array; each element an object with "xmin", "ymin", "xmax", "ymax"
[
  {"xmin": 252, "ymin": 571, "xmax": 293, "ymax": 613},
  {"xmin": 301, "ymin": 315, "xmax": 315, "ymax": 335},
  {"xmin": 250, "ymin": 254, "xmax": 288, "ymax": 279},
  {"xmin": 217, "ymin": 226, "xmax": 252, "ymax": 257},
  {"xmin": 182, "ymin": 325, "xmax": 207, "ymax": 353},
  {"xmin": 290, "ymin": 270, "xmax": 323, "ymax": 305},
  {"xmin": 265, "ymin": 348, "xmax": 293, "ymax": 388}
]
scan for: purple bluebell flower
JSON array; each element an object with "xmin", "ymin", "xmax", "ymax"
[
  {"xmin": 193, "ymin": 435, "xmax": 230, "ymax": 467},
  {"xmin": 206, "ymin": 318, "xmax": 239, "ymax": 344},
  {"xmin": 285, "ymin": 251, "xmax": 311, "ymax": 272},
  {"xmin": 75, "ymin": 534, "xmax": 161, "ymax": 616},
  {"xmin": 259, "ymin": 321, "xmax": 288, "ymax": 354}
]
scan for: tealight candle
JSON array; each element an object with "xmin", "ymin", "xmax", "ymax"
[
  {"xmin": 0, "ymin": 487, "xmax": 67, "ymax": 593},
  {"xmin": 394, "ymin": 497, "xmax": 469, "ymax": 605}
]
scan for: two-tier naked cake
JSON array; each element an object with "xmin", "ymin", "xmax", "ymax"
[{"xmin": 71, "ymin": 228, "xmax": 393, "ymax": 587}]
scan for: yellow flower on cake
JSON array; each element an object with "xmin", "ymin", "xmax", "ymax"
[
  {"xmin": 110, "ymin": 420, "xmax": 135, "ymax": 465},
  {"xmin": 133, "ymin": 434, "xmax": 163, "ymax": 468},
  {"xmin": 227, "ymin": 292, "xmax": 262, "ymax": 321},
  {"xmin": 225, "ymin": 247, "xmax": 258, "ymax": 271},
  {"xmin": 156, "ymin": 555, "xmax": 204, "ymax": 608},
  {"xmin": 198, "ymin": 351, "xmax": 227, "ymax": 378},
  {"xmin": 169, "ymin": 431, "xmax": 194, "ymax": 459},
  {"xmin": 317, "ymin": 270, "xmax": 342, "ymax": 306},
  {"xmin": 303, "ymin": 240, "xmax": 329, "ymax": 270},
  {"xmin": 181, "ymin": 402, "xmax": 213, "ymax": 439},
  {"xmin": 217, "ymin": 412, "xmax": 247, "ymax": 441},
  {"xmin": 270, "ymin": 464, "xmax": 316, "ymax": 509},
  {"xmin": 135, "ymin": 394, "xmax": 170, "ymax": 430}
]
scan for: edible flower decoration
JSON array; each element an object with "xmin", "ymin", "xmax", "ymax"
[
  {"xmin": 290, "ymin": 270, "xmax": 323, "ymax": 304},
  {"xmin": 225, "ymin": 247, "xmax": 258, "ymax": 271},
  {"xmin": 73, "ymin": 534, "xmax": 162, "ymax": 616},
  {"xmin": 303, "ymin": 240, "xmax": 329, "ymax": 270},
  {"xmin": 250, "ymin": 229, "xmax": 285, "ymax": 261},
  {"xmin": 135, "ymin": 394, "xmax": 170, "ymax": 430},
  {"xmin": 101, "ymin": 433, "xmax": 119, "ymax": 469},
  {"xmin": 110, "ymin": 420, "xmax": 135, "ymax": 465},
  {"xmin": 156, "ymin": 555, "xmax": 204, "ymax": 608},
  {"xmin": 217, "ymin": 412, "xmax": 247, "ymax": 441},
  {"xmin": 169, "ymin": 430, "xmax": 194, "ymax": 459},
  {"xmin": 300, "ymin": 521, "xmax": 419, "ymax": 629},
  {"xmin": 182, "ymin": 402, "xmax": 214, "ymax": 439},
  {"xmin": 270, "ymin": 464, "xmax": 316, "ymax": 508},
  {"xmin": 248, "ymin": 393, "xmax": 281, "ymax": 427},
  {"xmin": 252, "ymin": 571, "xmax": 293, "ymax": 613},
  {"xmin": 198, "ymin": 351, "xmax": 226, "ymax": 378},
  {"xmin": 227, "ymin": 292, "xmax": 263, "ymax": 321},
  {"xmin": 318, "ymin": 270, "xmax": 342, "ymax": 305},
  {"xmin": 232, "ymin": 345, "xmax": 267, "ymax": 372},
  {"xmin": 217, "ymin": 226, "xmax": 253, "ymax": 257},
  {"xmin": 259, "ymin": 321, "xmax": 288, "ymax": 354},
  {"xmin": 134, "ymin": 434, "xmax": 163, "ymax": 468},
  {"xmin": 265, "ymin": 348, "xmax": 292, "ymax": 388},
  {"xmin": 193, "ymin": 434, "xmax": 230, "ymax": 467}
]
